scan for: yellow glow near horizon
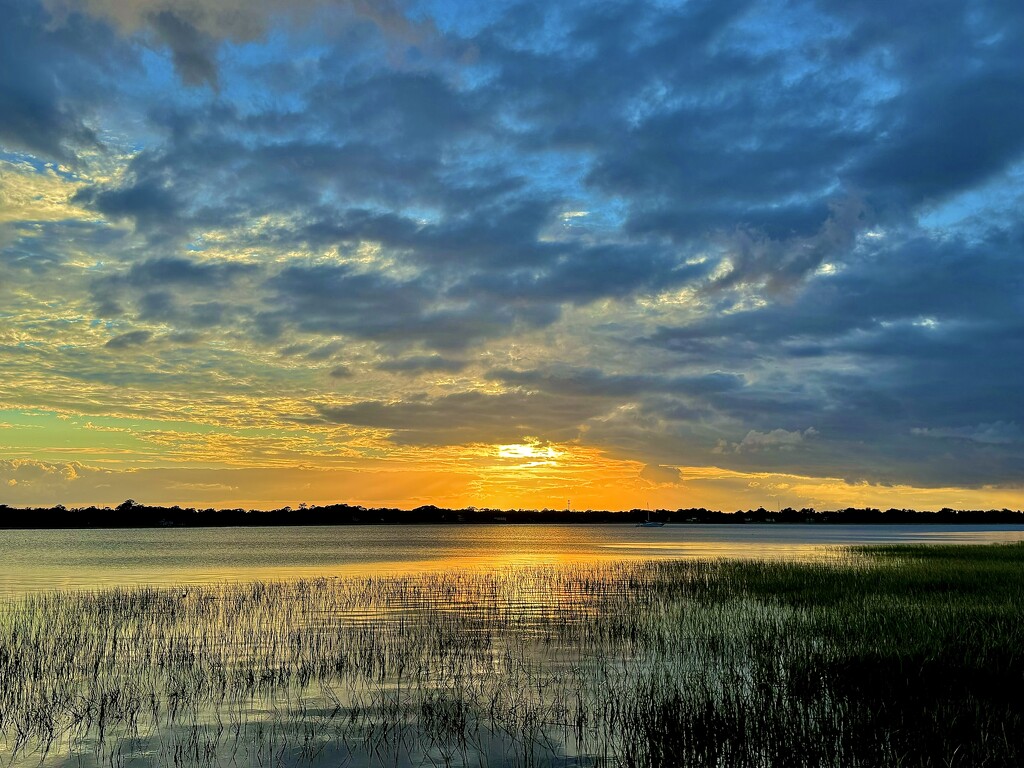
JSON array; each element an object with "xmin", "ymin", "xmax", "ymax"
[
  {"xmin": 497, "ymin": 442, "xmax": 563, "ymax": 466},
  {"xmin": 4, "ymin": 413, "xmax": 1023, "ymax": 513}
]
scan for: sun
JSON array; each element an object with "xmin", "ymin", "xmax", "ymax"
[{"xmin": 497, "ymin": 441, "xmax": 563, "ymax": 466}]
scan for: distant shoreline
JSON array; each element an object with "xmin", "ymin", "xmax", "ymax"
[{"xmin": 1, "ymin": 501, "xmax": 1023, "ymax": 529}]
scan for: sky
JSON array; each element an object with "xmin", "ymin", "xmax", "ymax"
[{"xmin": 1, "ymin": 0, "xmax": 1023, "ymax": 512}]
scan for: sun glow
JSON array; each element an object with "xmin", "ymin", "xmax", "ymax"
[{"xmin": 497, "ymin": 442, "xmax": 563, "ymax": 467}]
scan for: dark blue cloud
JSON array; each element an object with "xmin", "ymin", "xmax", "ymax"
[
  {"xmin": 105, "ymin": 329, "xmax": 152, "ymax": 349},
  {"xmin": 262, "ymin": 262, "xmax": 559, "ymax": 349},
  {"xmin": 316, "ymin": 389, "xmax": 604, "ymax": 445},
  {"xmin": 636, "ymin": 225, "xmax": 1024, "ymax": 486},
  {"xmin": 148, "ymin": 10, "xmax": 220, "ymax": 89},
  {"xmin": 124, "ymin": 257, "xmax": 255, "ymax": 287},
  {"xmin": 0, "ymin": 0, "xmax": 131, "ymax": 162},
  {"xmin": 486, "ymin": 367, "xmax": 745, "ymax": 399},
  {"xmin": 88, "ymin": 256, "xmax": 256, "ymax": 328},
  {"xmin": 378, "ymin": 355, "xmax": 468, "ymax": 374}
]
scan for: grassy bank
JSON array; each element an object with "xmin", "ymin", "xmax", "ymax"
[{"xmin": 0, "ymin": 544, "xmax": 1021, "ymax": 766}]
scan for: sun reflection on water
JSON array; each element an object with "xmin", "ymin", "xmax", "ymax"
[{"xmin": 2, "ymin": 524, "xmax": 1024, "ymax": 597}]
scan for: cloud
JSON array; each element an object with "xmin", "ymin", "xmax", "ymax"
[
  {"xmin": 43, "ymin": 0, "xmax": 443, "ymax": 87},
  {"xmin": 315, "ymin": 389, "xmax": 606, "ymax": 446},
  {"xmin": 640, "ymin": 463, "xmax": 682, "ymax": 485},
  {"xmin": 377, "ymin": 355, "xmax": 467, "ymax": 374},
  {"xmin": 328, "ymin": 365, "xmax": 353, "ymax": 379},
  {"xmin": 148, "ymin": 9, "xmax": 219, "ymax": 88},
  {"xmin": 834, "ymin": 0, "xmax": 1024, "ymax": 213},
  {"xmin": 261, "ymin": 262, "xmax": 559, "ymax": 350},
  {"xmin": 0, "ymin": 0, "xmax": 127, "ymax": 162},
  {"xmin": 75, "ymin": 180, "xmax": 187, "ymax": 241},
  {"xmin": 0, "ymin": 459, "xmax": 112, "ymax": 499},
  {"xmin": 87, "ymin": 255, "xmax": 259, "ymax": 329},
  {"xmin": 719, "ymin": 428, "xmax": 818, "ymax": 454},
  {"xmin": 709, "ymin": 197, "xmax": 868, "ymax": 293},
  {"xmin": 105, "ymin": 329, "xmax": 152, "ymax": 348},
  {"xmin": 912, "ymin": 423, "xmax": 1022, "ymax": 446},
  {"xmin": 486, "ymin": 367, "xmax": 746, "ymax": 399}
]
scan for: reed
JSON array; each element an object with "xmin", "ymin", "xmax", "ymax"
[{"xmin": 0, "ymin": 544, "xmax": 1021, "ymax": 766}]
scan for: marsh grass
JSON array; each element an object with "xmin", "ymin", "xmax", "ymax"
[{"xmin": 0, "ymin": 544, "xmax": 1022, "ymax": 766}]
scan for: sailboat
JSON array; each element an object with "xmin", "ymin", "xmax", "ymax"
[{"xmin": 638, "ymin": 510, "xmax": 665, "ymax": 527}]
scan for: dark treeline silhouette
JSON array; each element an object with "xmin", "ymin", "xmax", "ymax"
[{"xmin": 0, "ymin": 500, "xmax": 1022, "ymax": 529}]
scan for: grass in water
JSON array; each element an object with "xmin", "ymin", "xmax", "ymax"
[{"xmin": 0, "ymin": 543, "xmax": 1021, "ymax": 767}]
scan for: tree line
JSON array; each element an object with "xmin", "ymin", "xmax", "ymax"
[{"xmin": 0, "ymin": 500, "xmax": 1022, "ymax": 528}]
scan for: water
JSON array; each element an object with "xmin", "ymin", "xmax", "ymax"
[
  {"xmin": 2, "ymin": 523, "xmax": 1023, "ymax": 596},
  {"xmin": 2, "ymin": 526, "xmax": 1023, "ymax": 767}
]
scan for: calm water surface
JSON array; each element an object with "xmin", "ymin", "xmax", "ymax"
[
  {"xmin": 3, "ymin": 524, "xmax": 1024, "ymax": 767},
  {"xmin": 2, "ymin": 523, "xmax": 1024, "ymax": 596}
]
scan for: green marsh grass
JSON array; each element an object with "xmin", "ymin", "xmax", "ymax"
[{"xmin": 0, "ymin": 544, "xmax": 1021, "ymax": 766}]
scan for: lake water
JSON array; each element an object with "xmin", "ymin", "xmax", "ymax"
[
  {"xmin": 2, "ymin": 523, "xmax": 1024, "ymax": 596},
  {"xmin": 3, "ymin": 524, "xmax": 1023, "ymax": 767}
]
